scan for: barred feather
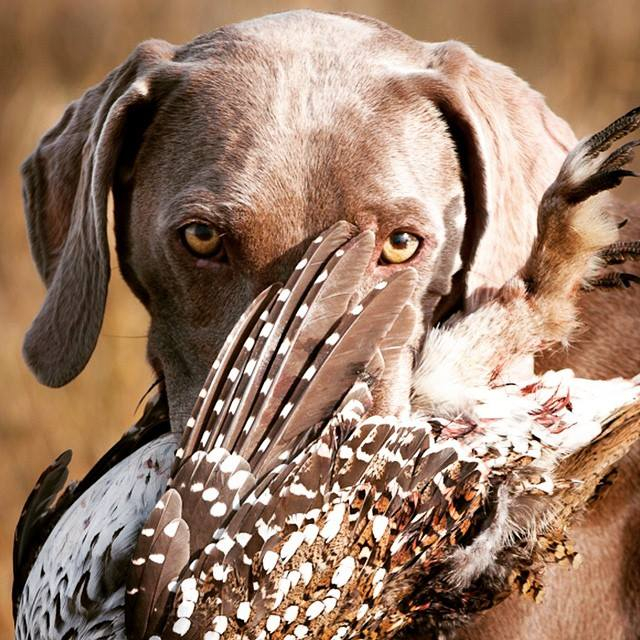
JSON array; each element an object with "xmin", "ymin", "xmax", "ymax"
[
  {"xmin": 13, "ymin": 450, "xmax": 71, "ymax": 614},
  {"xmin": 13, "ymin": 391, "xmax": 170, "ymax": 619}
]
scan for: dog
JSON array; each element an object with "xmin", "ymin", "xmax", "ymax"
[{"xmin": 20, "ymin": 10, "xmax": 640, "ymax": 639}]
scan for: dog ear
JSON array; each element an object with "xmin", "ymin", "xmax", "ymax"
[
  {"xmin": 22, "ymin": 40, "xmax": 176, "ymax": 387},
  {"xmin": 417, "ymin": 41, "xmax": 576, "ymax": 321}
]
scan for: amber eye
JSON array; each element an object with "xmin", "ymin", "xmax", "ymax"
[
  {"xmin": 380, "ymin": 231, "xmax": 420, "ymax": 264},
  {"xmin": 181, "ymin": 223, "xmax": 223, "ymax": 258}
]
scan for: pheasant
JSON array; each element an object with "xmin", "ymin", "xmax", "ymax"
[{"xmin": 13, "ymin": 108, "xmax": 640, "ymax": 639}]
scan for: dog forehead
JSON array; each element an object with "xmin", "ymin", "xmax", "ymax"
[
  {"xmin": 139, "ymin": 93, "xmax": 455, "ymax": 259},
  {"xmin": 138, "ymin": 63, "xmax": 455, "ymax": 206},
  {"xmin": 131, "ymin": 13, "xmax": 460, "ymax": 268},
  {"xmin": 135, "ymin": 11, "xmax": 452, "ymax": 183}
]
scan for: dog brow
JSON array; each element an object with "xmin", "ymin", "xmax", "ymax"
[{"xmin": 167, "ymin": 189, "xmax": 245, "ymax": 232}]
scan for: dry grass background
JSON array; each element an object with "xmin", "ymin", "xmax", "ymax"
[{"xmin": 1, "ymin": 0, "xmax": 639, "ymax": 633}]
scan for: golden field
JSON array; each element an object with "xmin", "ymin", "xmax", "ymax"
[{"xmin": 0, "ymin": 0, "xmax": 638, "ymax": 633}]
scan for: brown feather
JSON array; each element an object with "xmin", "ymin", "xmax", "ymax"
[{"xmin": 126, "ymin": 489, "xmax": 189, "ymax": 640}]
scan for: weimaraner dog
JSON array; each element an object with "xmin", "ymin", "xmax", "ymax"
[{"xmin": 21, "ymin": 10, "xmax": 640, "ymax": 639}]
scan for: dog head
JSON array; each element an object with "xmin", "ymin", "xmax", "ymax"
[{"xmin": 21, "ymin": 11, "xmax": 574, "ymax": 427}]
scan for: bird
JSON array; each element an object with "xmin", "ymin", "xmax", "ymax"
[
  {"xmin": 123, "ymin": 107, "xmax": 640, "ymax": 639},
  {"xmin": 13, "ymin": 108, "xmax": 640, "ymax": 640}
]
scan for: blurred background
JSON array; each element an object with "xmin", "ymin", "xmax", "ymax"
[{"xmin": 1, "ymin": 0, "xmax": 639, "ymax": 632}]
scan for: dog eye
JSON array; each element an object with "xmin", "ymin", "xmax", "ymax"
[
  {"xmin": 181, "ymin": 223, "xmax": 224, "ymax": 258},
  {"xmin": 380, "ymin": 231, "xmax": 420, "ymax": 264}
]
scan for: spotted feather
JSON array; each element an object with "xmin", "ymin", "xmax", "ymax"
[
  {"xmin": 125, "ymin": 225, "xmax": 418, "ymax": 639},
  {"xmin": 125, "ymin": 489, "xmax": 189, "ymax": 638}
]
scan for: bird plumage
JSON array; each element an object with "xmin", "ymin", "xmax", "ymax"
[
  {"xmin": 123, "ymin": 236, "xmax": 640, "ymax": 637},
  {"xmin": 13, "ymin": 107, "xmax": 640, "ymax": 639}
]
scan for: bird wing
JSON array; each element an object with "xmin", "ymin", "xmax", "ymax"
[
  {"xmin": 12, "ymin": 449, "xmax": 71, "ymax": 617},
  {"xmin": 125, "ymin": 221, "xmax": 419, "ymax": 639}
]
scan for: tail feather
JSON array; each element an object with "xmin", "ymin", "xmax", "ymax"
[{"xmin": 248, "ymin": 268, "xmax": 418, "ymax": 476}]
